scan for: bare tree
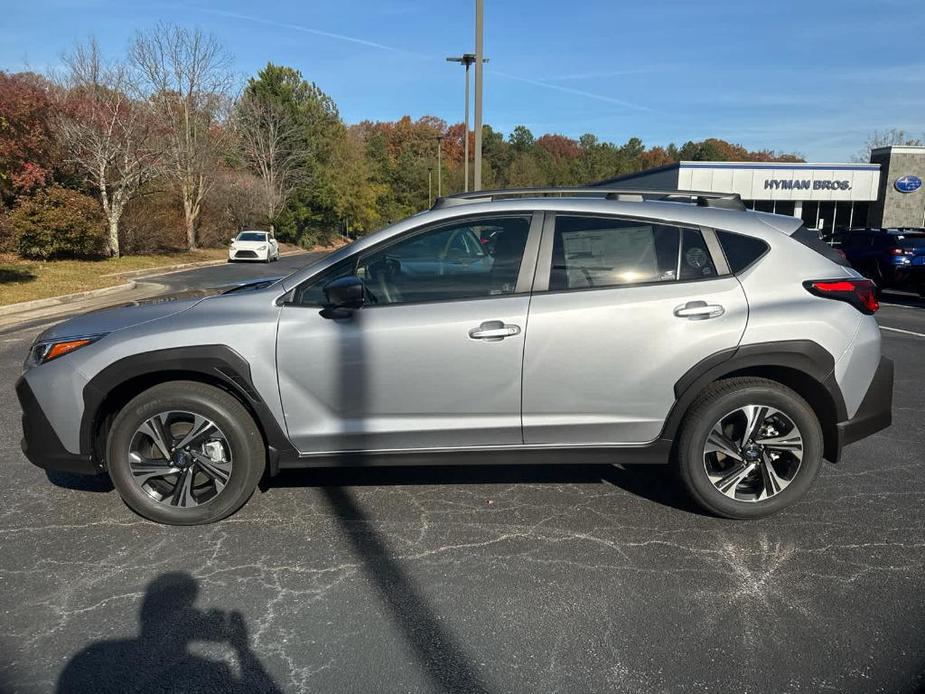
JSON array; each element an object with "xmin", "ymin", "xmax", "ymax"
[
  {"xmin": 853, "ymin": 128, "xmax": 925, "ymax": 162},
  {"xmin": 234, "ymin": 92, "xmax": 304, "ymax": 233},
  {"xmin": 130, "ymin": 24, "xmax": 232, "ymax": 249},
  {"xmin": 55, "ymin": 39, "xmax": 157, "ymax": 256}
]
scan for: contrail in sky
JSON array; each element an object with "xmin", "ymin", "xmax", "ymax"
[{"xmin": 191, "ymin": 6, "xmax": 653, "ymax": 112}]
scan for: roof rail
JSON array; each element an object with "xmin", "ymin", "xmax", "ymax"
[{"xmin": 431, "ymin": 186, "xmax": 746, "ymax": 211}]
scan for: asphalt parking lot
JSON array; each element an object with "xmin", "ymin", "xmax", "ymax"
[{"xmin": 0, "ymin": 258, "xmax": 923, "ymax": 693}]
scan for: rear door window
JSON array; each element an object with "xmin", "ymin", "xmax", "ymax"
[{"xmin": 548, "ymin": 215, "xmax": 717, "ymax": 291}]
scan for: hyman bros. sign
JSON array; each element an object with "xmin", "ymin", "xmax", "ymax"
[{"xmin": 764, "ymin": 179, "xmax": 851, "ymax": 191}]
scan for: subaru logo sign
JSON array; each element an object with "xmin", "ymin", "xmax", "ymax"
[{"xmin": 895, "ymin": 175, "xmax": 922, "ymax": 193}]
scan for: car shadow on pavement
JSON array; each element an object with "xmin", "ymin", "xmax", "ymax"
[
  {"xmin": 880, "ymin": 289, "xmax": 925, "ymax": 309},
  {"xmin": 44, "ymin": 470, "xmax": 114, "ymax": 493},
  {"xmin": 272, "ymin": 463, "xmax": 705, "ymax": 516},
  {"xmin": 56, "ymin": 572, "xmax": 281, "ymax": 694}
]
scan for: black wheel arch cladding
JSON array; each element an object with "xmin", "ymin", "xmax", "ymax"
[
  {"xmin": 81, "ymin": 345, "xmax": 296, "ymax": 474},
  {"xmin": 662, "ymin": 339, "xmax": 848, "ymax": 462}
]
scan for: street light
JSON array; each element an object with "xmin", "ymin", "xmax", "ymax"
[{"xmin": 446, "ymin": 53, "xmax": 489, "ymax": 193}]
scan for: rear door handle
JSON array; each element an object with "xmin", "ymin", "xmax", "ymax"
[
  {"xmin": 469, "ymin": 320, "xmax": 521, "ymax": 340},
  {"xmin": 673, "ymin": 300, "xmax": 725, "ymax": 320}
]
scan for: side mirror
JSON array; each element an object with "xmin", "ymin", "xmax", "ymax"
[
  {"xmin": 230, "ymin": 237, "xmax": 236, "ymax": 244},
  {"xmin": 321, "ymin": 275, "xmax": 365, "ymax": 318}
]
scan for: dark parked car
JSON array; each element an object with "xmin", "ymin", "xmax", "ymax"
[{"xmin": 837, "ymin": 228, "xmax": 925, "ymax": 295}]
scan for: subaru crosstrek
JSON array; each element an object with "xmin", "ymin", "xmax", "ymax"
[{"xmin": 17, "ymin": 188, "xmax": 893, "ymax": 525}]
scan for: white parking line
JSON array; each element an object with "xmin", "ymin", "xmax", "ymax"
[{"xmin": 880, "ymin": 326, "xmax": 925, "ymax": 338}]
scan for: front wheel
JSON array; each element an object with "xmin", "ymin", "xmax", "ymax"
[
  {"xmin": 106, "ymin": 381, "xmax": 265, "ymax": 525},
  {"xmin": 676, "ymin": 377, "xmax": 823, "ymax": 519}
]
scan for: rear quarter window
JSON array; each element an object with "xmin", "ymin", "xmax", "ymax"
[
  {"xmin": 790, "ymin": 226, "xmax": 850, "ymax": 267},
  {"xmin": 715, "ymin": 230, "xmax": 769, "ymax": 274}
]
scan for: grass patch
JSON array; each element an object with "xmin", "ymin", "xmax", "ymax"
[{"xmin": 0, "ymin": 249, "xmax": 228, "ymax": 306}]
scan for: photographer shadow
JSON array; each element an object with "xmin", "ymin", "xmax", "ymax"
[{"xmin": 57, "ymin": 572, "xmax": 281, "ymax": 694}]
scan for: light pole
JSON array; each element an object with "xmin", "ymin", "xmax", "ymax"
[
  {"xmin": 447, "ymin": 54, "xmax": 474, "ymax": 192},
  {"xmin": 473, "ymin": 0, "xmax": 484, "ymax": 191},
  {"xmin": 428, "ymin": 169, "xmax": 433, "ymax": 204},
  {"xmin": 446, "ymin": 53, "xmax": 489, "ymax": 193},
  {"xmin": 436, "ymin": 134, "xmax": 445, "ymax": 198}
]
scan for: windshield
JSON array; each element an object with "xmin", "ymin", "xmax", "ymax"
[{"xmin": 237, "ymin": 232, "xmax": 268, "ymax": 242}]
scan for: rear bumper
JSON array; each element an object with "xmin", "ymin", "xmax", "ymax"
[
  {"xmin": 15, "ymin": 377, "xmax": 99, "ymax": 475},
  {"xmin": 835, "ymin": 356, "xmax": 893, "ymax": 455}
]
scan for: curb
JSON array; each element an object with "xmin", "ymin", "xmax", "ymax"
[
  {"xmin": 0, "ymin": 249, "xmax": 312, "ymax": 317},
  {"xmin": 2, "ymin": 281, "xmax": 138, "ymax": 316}
]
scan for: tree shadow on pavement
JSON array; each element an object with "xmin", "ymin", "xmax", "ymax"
[{"xmin": 56, "ymin": 572, "xmax": 281, "ymax": 694}]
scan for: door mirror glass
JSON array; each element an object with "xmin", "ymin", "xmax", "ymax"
[{"xmin": 323, "ymin": 275, "xmax": 365, "ymax": 309}]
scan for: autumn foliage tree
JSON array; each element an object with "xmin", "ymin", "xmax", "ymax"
[{"xmin": 0, "ymin": 72, "xmax": 56, "ymax": 205}]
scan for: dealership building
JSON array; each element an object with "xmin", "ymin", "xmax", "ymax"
[{"xmin": 596, "ymin": 145, "xmax": 925, "ymax": 233}]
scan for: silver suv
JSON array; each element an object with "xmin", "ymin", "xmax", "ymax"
[{"xmin": 17, "ymin": 188, "xmax": 893, "ymax": 525}]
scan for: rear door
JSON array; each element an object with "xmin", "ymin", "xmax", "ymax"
[{"xmin": 522, "ymin": 213, "xmax": 749, "ymax": 445}]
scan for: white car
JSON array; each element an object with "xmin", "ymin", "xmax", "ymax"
[{"xmin": 228, "ymin": 231, "xmax": 280, "ymax": 263}]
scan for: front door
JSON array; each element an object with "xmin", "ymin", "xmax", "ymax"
[
  {"xmin": 276, "ymin": 213, "xmax": 540, "ymax": 454},
  {"xmin": 522, "ymin": 213, "xmax": 749, "ymax": 445}
]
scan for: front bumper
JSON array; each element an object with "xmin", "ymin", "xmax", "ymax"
[
  {"xmin": 15, "ymin": 377, "xmax": 99, "ymax": 475},
  {"xmin": 835, "ymin": 356, "xmax": 893, "ymax": 454},
  {"xmin": 229, "ymin": 248, "xmax": 268, "ymax": 261}
]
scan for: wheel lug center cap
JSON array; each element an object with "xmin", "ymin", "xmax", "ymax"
[
  {"xmin": 173, "ymin": 450, "xmax": 191, "ymax": 468},
  {"xmin": 743, "ymin": 445, "xmax": 761, "ymax": 461}
]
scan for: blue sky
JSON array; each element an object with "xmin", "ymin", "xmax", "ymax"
[{"xmin": 2, "ymin": 0, "xmax": 923, "ymax": 160}]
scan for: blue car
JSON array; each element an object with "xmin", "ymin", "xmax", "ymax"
[{"xmin": 837, "ymin": 228, "xmax": 925, "ymax": 295}]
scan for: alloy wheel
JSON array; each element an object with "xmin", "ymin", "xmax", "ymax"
[
  {"xmin": 127, "ymin": 410, "xmax": 233, "ymax": 508},
  {"xmin": 702, "ymin": 405, "xmax": 803, "ymax": 502}
]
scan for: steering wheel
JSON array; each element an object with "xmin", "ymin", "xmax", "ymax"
[{"xmin": 365, "ymin": 255, "xmax": 403, "ymax": 304}]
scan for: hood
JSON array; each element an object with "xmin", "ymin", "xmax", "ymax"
[
  {"xmin": 35, "ymin": 296, "xmax": 204, "ymax": 343},
  {"xmin": 231, "ymin": 239, "xmax": 270, "ymax": 249},
  {"xmin": 34, "ymin": 275, "xmax": 286, "ymax": 344}
]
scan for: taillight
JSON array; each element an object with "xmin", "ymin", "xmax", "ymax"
[
  {"xmin": 890, "ymin": 247, "xmax": 903, "ymax": 255},
  {"xmin": 803, "ymin": 279, "xmax": 879, "ymax": 314}
]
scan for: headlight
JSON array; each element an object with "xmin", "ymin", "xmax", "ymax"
[
  {"xmin": 27, "ymin": 335, "xmax": 104, "ymax": 368},
  {"xmin": 258, "ymin": 244, "xmax": 267, "ymax": 251}
]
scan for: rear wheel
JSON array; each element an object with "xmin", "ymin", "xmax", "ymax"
[
  {"xmin": 677, "ymin": 377, "xmax": 823, "ymax": 519},
  {"xmin": 106, "ymin": 381, "xmax": 265, "ymax": 525}
]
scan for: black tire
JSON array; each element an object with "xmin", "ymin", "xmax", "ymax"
[
  {"xmin": 676, "ymin": 377, "xmax": 823, "ymax": 520},
  {"xmin": 106, "ymin": 381, "xmax": 265, "ymax": 525}
]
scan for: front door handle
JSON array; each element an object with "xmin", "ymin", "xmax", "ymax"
[
  {"xmin": 469, "ymin": 320, "xmax": 522, "ymax": 341},
  {"xmin": 673, "ymin": 300, "xmax": 725, "ymax": 320}
]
